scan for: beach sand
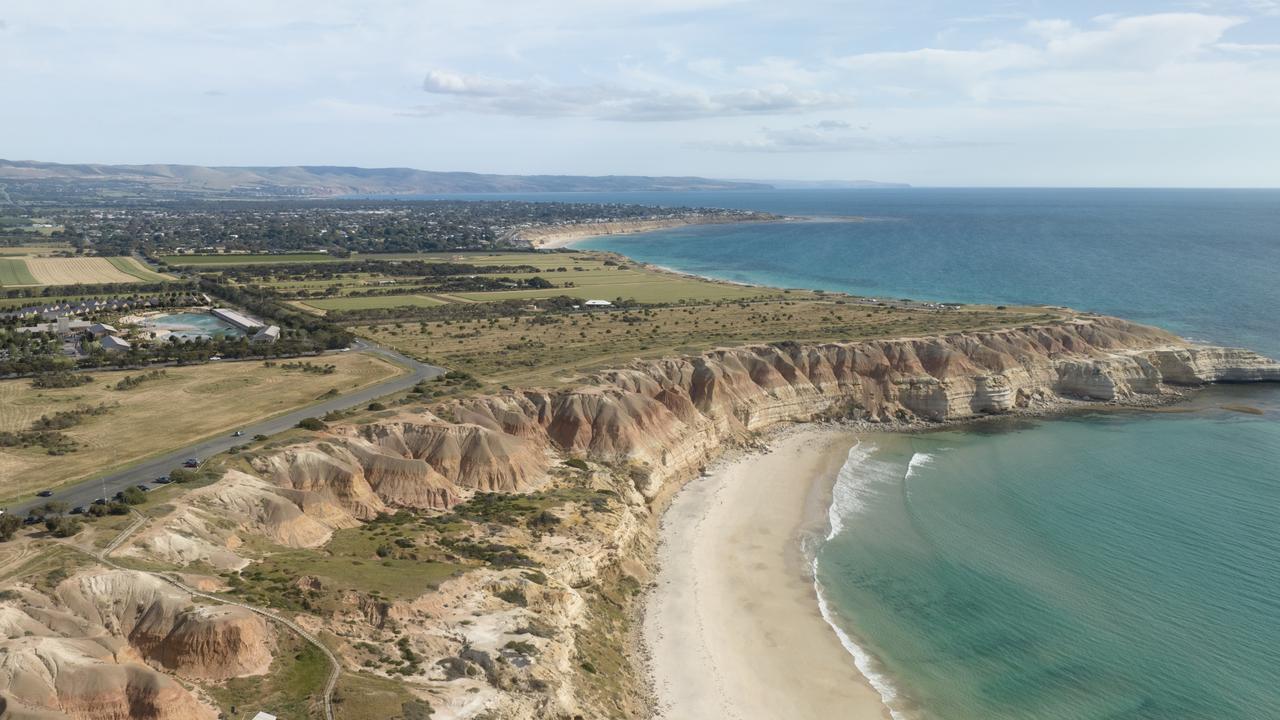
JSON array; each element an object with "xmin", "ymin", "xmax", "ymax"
[{"xmin": 644, "ymin": 427, "xmax": 889, "ymax": 720}]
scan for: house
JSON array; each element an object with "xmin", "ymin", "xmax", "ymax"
[
  {"xmin": 584, "ymin": 299, "xmax": 613, "ymax": 307},
  {"xmin": 87, "ymin": 322, "xmax": 118, "ymax": 339},
  {"xmin": 250, "ymin": 713, "xmax": 277, "ymax": 720},
  {"xmin": 252, "ymin": 325, "xmax": 280, "ymax": 343},
  {"xmin": 100, "ymin": 335, "xmax": 132, "ymax": 352}
]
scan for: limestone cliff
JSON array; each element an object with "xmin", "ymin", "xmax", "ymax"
[{"xmin": 241, "ymin": 317, "xmax": 1278, "ymax": 519}]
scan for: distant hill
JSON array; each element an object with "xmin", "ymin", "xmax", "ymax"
[
  {"xmin": 746, "ymin": 178, "xmax": 911, "ymax": 189},
  {"xmin": 0, "ymin": 159, "xmax": 773, "ymax": 202}
]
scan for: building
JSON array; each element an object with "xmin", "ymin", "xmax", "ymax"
[
  {"xmin": 250, "ymin": 713, "xmax": 277, "ymax": 720},
  {"xmin": 17, "ymin": 319, "xmax": 91, "ymax": 335},
  {"xmin": 100, "ymin": 335, "xmax": 132, "ymax": 352},
  {"xmin": 252, "ymin": 325, "xmax": 281, "ymax": 343},
  {"xmin": 86, "ymin": 323, "xmax": 118, "ymax": 338},
  {"xmin": 211, "ymin": 307, "xmax": 265, "ymax": 332},
  {"xmin": 584, "ymin": 299, "xmax": 613, "ymax": 307}
]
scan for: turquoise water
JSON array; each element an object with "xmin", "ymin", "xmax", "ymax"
[
  {"xmin": 142, "ymin": 311, "xmax": 243, "ymax": 339},
  {"xmin": 563, "ymin": 189, "xmax": 1280, "ymax": 719}
]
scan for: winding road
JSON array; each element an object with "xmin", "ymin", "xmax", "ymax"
[{"xmin": 12, "ymin": 340, "xmax": 444, "ymax": 516}]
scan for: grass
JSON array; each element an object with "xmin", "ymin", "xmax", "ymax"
[
  {"xmin": 105, "ymin": 256, "xmax": 173, "ymax": 282},
  {"xmin": 333, "ymin": 672, "xmax": 428, "ymax": 720},
  {"xmin": 360, "ymin": 298, "xmax": 1061, "ymax": 387},
  {"xmin": 161, "ymin": 252, "xmax": 431, "ymax": 266},
  {"xmin": 233, "ymin": 524, "xmax": 468, "ymax": 609},
  {"xmin": 0, "ymin": 258, "xmax": 39, "ymax": 286},
  {"xmin": 0, "ymin": 352, "xmax": 406, "ymax": 501},
  {"xmin": 250, "ymin": 250, "xmax": 785, "ymax": 308},
  {"xmin": 206, "ymin": 635, "xmax": 329, "ymax": 720},
  {"xmin": 301, "ymin": 294, "xmax": 447, "ymax": 311}
]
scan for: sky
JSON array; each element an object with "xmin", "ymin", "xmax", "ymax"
[{"xmin": 3, "ymin": 1, "xmax": 1280, "ymax": 186}]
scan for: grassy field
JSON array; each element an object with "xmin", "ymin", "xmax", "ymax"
[
  {"xmin": 250, "ymin": 250, "xmax": 786, "ymax": 308},
  {"xmin": 0, "ymin": 352, "xmax": 405, "ymax": 500},
  {"xmin": 360, "ymin": 299, "xmax": 1064, "ymax": 387},
  {"xmin": 0, "ymin": 258, "xmax": 38, "ymax": 286},
  {"xmin": 300, "ymin": 294, "xmax": 448, "ymax": 311},
  {"xmin": 105, "ymin": 256, "xmax": 173, "ymax": 282},
  {"xmin": 162, "ymin": 252, "xmax": 430, "ymax": 266}
]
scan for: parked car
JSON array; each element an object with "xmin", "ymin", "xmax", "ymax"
[
  {"xmin": 36, "ymin": 490, "xmax": 54, "ymax": 498},
  {"xmin": 136, "ymin": 484, "xmax": 151, "ymax": 492},
  {"xmin": 153, "ymin": 476, "xmax": 171, "ymax": 484},
  {"xmin": 183, "ymin": 458, "xmax": 200, "ymax": 468},
  {"xmin": 92, "ymin": 497, "xmax": 108, "ymax": 505},
  {"xmin": 23, "ymin": 515, "xmax": 40, "ymax": 525},
  {"xmin": 232, "ymin": 430, "xmax": 244, "ymax": 437},
  {"xmin": 70, "ymin": 506, "xmax": 86, "ymax": 515}
]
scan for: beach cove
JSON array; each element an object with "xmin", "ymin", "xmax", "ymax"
[{"xmin": 644, "ymin": 427, "xmax": 889, "ymax": 720}]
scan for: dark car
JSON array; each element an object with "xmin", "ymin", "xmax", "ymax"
[
  {"xmin": 153, "ymin": 476, "xmax": 171, "ymax": 484},
  {"xmin": 23, "ymin": 515, "xmax": 40, "ymax": 525},
  {"xmin": 36, "ymin": 490, "xmax": 54, "ymax": 498},
  {"xmin": 70, "ymin": 506, "xmax": 87, "ymax": 515},
  {"xmin": 136, "ymin": 484, "xmax": 151, "ymax": 492},
  {"xmin": 183, "ymin": 458, "xmax": 200, "ymax": 468},
  {"xmin": 92, "ymin": 497, "xmax": 108, "ymax": 505}
]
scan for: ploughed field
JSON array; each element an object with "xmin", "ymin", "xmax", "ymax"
[
  {"xmin": 0, "ymin": 253, "xmax": 172, "ymax": 286},
  {"xmin": 0, "ymin": 351, "xmax": 404, "ymax": 500}
]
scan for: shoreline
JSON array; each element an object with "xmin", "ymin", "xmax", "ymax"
[
  {"xmin": 519, "ymin": 213, "xmax": 785, "ymax": 249},
  {"xmin": 643, "ymin": 425, "xmax": 891, "ymax": 720}
]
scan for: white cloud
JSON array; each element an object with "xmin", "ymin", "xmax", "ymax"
[
  {"xmin": 419, "ymin": 69, "xmax": 853, "ymax": 120},
  {"xmin": 701, "ymin": 120, "xmax": 992, "ymax": 153}
]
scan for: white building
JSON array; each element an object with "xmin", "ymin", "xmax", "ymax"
[
  {"xmin": 584, "ymin": 299, "xmax": 613, "ymax": 307},
  {"xmin": 211, "ymin": 307, "xmax": 265, "ymax": 331},
  {"xmin": 252, "ymin": 325, "xmax": 281, "ymax": 343}
]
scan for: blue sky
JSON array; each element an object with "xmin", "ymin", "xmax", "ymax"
[{"xmin": 3, "ymin": 1, "xmax": 1279, "ymax": 186}]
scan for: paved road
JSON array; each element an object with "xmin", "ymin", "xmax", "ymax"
[{"xmin": 11, "ymin": 341, "xmax": 443, "ymax": 516}]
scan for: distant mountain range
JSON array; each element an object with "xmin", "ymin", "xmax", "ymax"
[{"xmin": 0, "ymin": 159, "xmax": 774, "ymax": 202}]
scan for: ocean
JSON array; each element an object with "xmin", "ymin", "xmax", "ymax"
[{"xmin": 560, "ymin": 188, "xmax": 1280, "ymax": 720}]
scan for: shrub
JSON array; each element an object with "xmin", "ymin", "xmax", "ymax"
[
  {"xmin": 119, "ymin": 486, "xmax": 146, "ymax": 505},
  {"xmin": 367, "ymin": 402, "xmax": 386, "ymax": 411},
  {"xmin": 563, "ymin": 458, "xmax": 589, "ymax": 471},
  {"xmin": 296, "ymin": 417, "xmax": 327, "ymax": 431}
]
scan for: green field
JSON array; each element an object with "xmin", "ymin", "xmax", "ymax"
[
  {"xmin": 162, "ymin": 252, "xmax": 429, "ymax": 266},
  {"xmin": 0, "ymin": 258, "xmax": 39, "ymax": 286},
  {"xmin": 106, "ymin": 256, "xmax": 173, "ymax": 282},
  {"xmin": 301, "ymin": 294, "xmax": 447, "ymax": 311}
]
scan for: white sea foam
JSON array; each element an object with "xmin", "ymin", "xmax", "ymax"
[
  {"xmin": 812, "ymin": 439, "xmax": 912, "ymax": 719},
  {"xmin": 905, "ymin": 451, "xmax": 934, "ymax": 479}
]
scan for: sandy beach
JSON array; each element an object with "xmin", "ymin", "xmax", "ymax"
[{"xmin": 644, "ymin": 427, "xmax": 890, "ymax": 720}]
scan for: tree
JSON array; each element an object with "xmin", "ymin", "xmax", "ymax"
[{"xmin": 0, "ymin": 514, "xmax": 22, "ymax": 541}]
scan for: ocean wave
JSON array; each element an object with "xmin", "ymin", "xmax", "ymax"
[
  {"xmin": 905, "ymin": 451, "xmax": 934, "ymax": 480},
  {"xmin": 813, "ymin": 559, "xmax": 908, "ymax": 720},
  {"xmin": 815, "ymin": 442, "xmax": 927, "ymax": 719},
  {"xmin": 826, "ymin": 440, "xmax": 875, "ymax": 540}
]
